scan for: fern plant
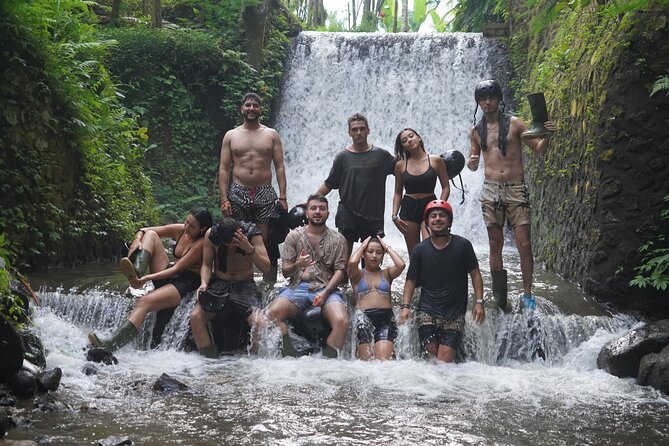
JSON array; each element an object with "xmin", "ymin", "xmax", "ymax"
[{"xmin": 629, "ymin": 195, "xmax": 669, "ymax": 291}]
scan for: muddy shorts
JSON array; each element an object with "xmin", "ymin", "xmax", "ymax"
[
  {"xmin": 206, "ymin": 278, "xmax": 261, "ymax": 317},
  {"xmin": 356, "ymin": 308, "xmax": 398, "ymax": 344},
  {"xmin": 229, "ymin": 182, "xmax": 278, "ymax": 224},
  {"xmin": 417, "ymin": 311, "xmax": 465, "ymax": 349},
  {"xmin": 399, "ymin": 194, "xmax": 436, "ymax": 224},
  {"xmin": 153, "ymin": 269, "xmax": 200, "ymax": 299},
  {"xmin": 277, "ymin": 281, "xmax": 347, "ymax": 313},
  {"xmin": 480, "ymin": 180, "xmax": 531, "ymax": 229}
]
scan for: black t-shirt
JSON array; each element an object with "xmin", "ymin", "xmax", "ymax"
[
  {"xmin": 406, "ymin": 234, "xmax": 479, "ymax": 320},
  {"xmin": 324, "ymin": 146, "xmax": 395, "ymax": 221}
]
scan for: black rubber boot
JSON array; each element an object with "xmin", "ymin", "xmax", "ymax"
[
  {"xmin": 88, "ymin": 320, "xmax": 138, "ymax": 352},
  {"xmin": 281, "ymin": 334, "xmax": 299, "ymax": 357},
  {"xmin": 198, "ymin": 344, "xmax": 219, "ymax": 358},
  {"xmin": 491, "ymin": 269, "xmax": 508, "ymax": 311},
  {"xmin": 322, "ymin": 344, "xmax": 338, "ymax": 359},
  {"xmin": 521, "ymin": 93, "xmax": 550, "ymax": 141}
]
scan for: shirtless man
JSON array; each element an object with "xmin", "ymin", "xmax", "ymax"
[
  {"xmin": 219, "ymin": 93, "xmax": 288, "ymax": 244},
  {"xmin": 190, "ymin": 218, "xmax": 270, "ymax": 358},
  {"xmin": 467, "ymin": 80, "xmax": 557, "ymax": 311}
]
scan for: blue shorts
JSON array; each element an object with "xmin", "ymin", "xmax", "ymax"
[{"xmin": 277, "ymin": 281, "xmax": 347, "ymax": 313}]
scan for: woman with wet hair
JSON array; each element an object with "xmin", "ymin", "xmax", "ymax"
[
  {"xmin": 88, "ymin": 207, "xmax": 213, "ymax": 351},
  {"xmin": 348, "ymin": 236, "xmax": 405, "ymax": 360},
  {"xmin": 391, "ymin": 128, "xmax": 450, "ymax": 255}
]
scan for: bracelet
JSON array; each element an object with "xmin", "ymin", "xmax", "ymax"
[
  {"xmin": 278, "ymin": 197, "xmax": 287, "ymax": 201},
  {"xmin": 391, "ymin": 215, "xmax": 399, "ymax": 221},
  {"xmin": 475, "ymin": 299, "xmax": 484, "ymax": 305},
  {"xmin": 400, "ymin": 303, "xmax": 411, "ymax": 310}
]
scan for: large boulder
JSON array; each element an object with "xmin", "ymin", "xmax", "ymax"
[
  {"xmin": 597, "ymin": 319, "xmax": 669, "ymax": 378},
  {"xmin": 19, "ymin": 329, "xmax": 46, "ymax": 369},
  {"xmin": 638, "ymin": 343, "xmax": 669, "ymax": 393},
  {"xmin": 0, "ymin": 313, "xmax": 24, "ymax": 381},
  {"xmin": 7, "ymin": 370, "xmax": 37, "ymax": 399}
]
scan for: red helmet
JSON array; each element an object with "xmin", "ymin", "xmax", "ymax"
[{"xmin": 424, "ymin": 200, "xmax": 453, "ymax": 222}]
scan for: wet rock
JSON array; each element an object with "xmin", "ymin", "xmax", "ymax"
[
  {"xmin": 34, "ymin": 394, "xmax": 58, "ymax": 412},
  {"xmin": 152, "ymin": 373, "xmax": 189, "ymax": 393},
  {"xmin": 0, "ymin": 390, "xmax": 17, "ymax": 407},
  {"xmin": 637, "ymin": 344, "xmax": 669, "ymax": 394},
  {"xmin": 0, "ymin": 313, "xmax": 24, "ymax": 381},
  {"xmin": 1, "ymin": 441, "xmax": 39, "ymax": 446},
  {"xmin": 36, "ymin": 368, "xmax": 62, "ymax": 393},
  {"xmin": 0, "ymin": 406, "xmax": 15, "ymax": 436},
  {"xmin": 597, "ymin": 320, "xmax": 669, "ymax": 378},
  {"xmin": 86, "ymin": 347, "xmax": 118, "ymax": 366},
  {"xmin": 19, "ymin": 329, "xmax": 46, "ymax": 370},
  {"xmin": 82, "ymin": 364, "xmax": 98, "ymax": 376},
  {"xmin": 7, "ymin": 370, "xmax": 37, "ymax": 399},
  {"xmin": 96, "ymin": 435, "xmax": 132, "ymax": 445}
]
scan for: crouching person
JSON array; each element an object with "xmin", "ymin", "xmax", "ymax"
[
  {"xmin": 190, "ymin": 218, "xmax": 270, "ymax": 358},
  {"xmin": 266, "ymin": 194, "xmax": 349, "ymax": 358}
]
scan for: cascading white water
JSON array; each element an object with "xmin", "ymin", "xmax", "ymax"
[{"xmin": 274, "ymin": 31, "xmax": 510, "ymax": 247}]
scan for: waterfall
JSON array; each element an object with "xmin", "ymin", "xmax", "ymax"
[{"xmin": 274, "ymin": 31, "xmax": 512, "ymax": 248}]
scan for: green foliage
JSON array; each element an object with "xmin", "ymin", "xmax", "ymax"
[
  {"xmin": 0, "ymin": 0, "xmax": 156, "ymax": 267},
  {"xmin": 630, "ymin": 196, "xmax": 669, "ymax": 291},
  {"xmin": 103, "ymin": 3, "xmax": 290, "ymax": 219},
  {"xmin": 450, "ymin": 0, "xmax": 506, "ymax": 32},
  {"xmin": 651, "ymin": 73, "xmax": 669, "ymax": 97},
  {"xmin": 0, "ymin": 234, "xmax": 27, "ymax": 324}
]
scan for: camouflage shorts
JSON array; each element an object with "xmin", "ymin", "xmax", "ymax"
[
  {"xmin": 480, "ymin": 180, "xmax": 531, "ymax": 229},
  {"xmin": 416, "ymin": 312, "xmax": 465, "ymax": 333}
]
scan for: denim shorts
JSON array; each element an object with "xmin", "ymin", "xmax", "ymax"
[{"xmin": 277, "ymin": 281, "xmax": 347, "ymax": 313}]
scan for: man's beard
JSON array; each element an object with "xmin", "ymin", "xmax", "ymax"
[
  {"xmin": 430, "ymin": 228, "xmax": 451, "ymax": 237},
  {"xmin": 308, "ymin": 217, "xmax": 326, "ymax": 226}
]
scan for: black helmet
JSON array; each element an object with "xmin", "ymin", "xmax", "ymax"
[
  {"xmin": 440, "ymin": 150, "xmax": 465, "ymax": 179},
  {"xmin": 474, "ymin": 79, "xmax": 503, "ymax": 102},
  {"xmin": 286, "ymin": 205, "xmax": 307, "ymax": 229}
]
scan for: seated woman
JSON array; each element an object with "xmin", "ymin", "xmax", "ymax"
[
  {"xmin": 391, "ymin": 128, "xmax": 450, "ymax": 255},
  {"xmin": 348, "ymin": 236, "xmax": 405, "ymax": 360},
  {"xmin": 88, "ymin": 207, "xmax": 213, "ymax": 351}
]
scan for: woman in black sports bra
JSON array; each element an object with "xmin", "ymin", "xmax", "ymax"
[
  {"xmin": 88, "ymin": 207, "xmax": 212, "ymax": 352},
  {"xmin": 392, "ymin": 128, "xmax": 450, "ymax": 254}
]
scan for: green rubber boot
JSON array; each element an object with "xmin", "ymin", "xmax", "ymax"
[
  {"xmin": 322, "ymin": 344, "xmax": 338, "ymax": 359},
  {"xmin": 521, "ymin": 93, "xmax": 550, "ymax": 141},
  {"xmin": 133, "ymin": 249, "xmax": 152, "ymax": 277},
  {"xmin": 491, "ymin": 269, "xmax": 508, "ymax": 311},
  {"xmin": 281, "ymin": 334, "xmax": 299, "ymax": 358},
  {"xmin": 88, "ymin": 320, "xmax": 138, "ymax": 352},
  {"xmin": 198, "ymin": 344, "xmax": 219, "ymax": 358}
]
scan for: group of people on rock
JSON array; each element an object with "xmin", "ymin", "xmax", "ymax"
[{"xmin": 88, "ymin": 80, "xmax": 557, "ymax": 363}]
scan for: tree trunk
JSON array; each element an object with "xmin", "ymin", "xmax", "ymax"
[
  {"xmin": 151, "ymin": 0, "xmax": 162, "ymax": 28},
  {"xmin": 142, "ymin": 0, "xmax": 148, "ymax": 15},
  {"xmin": 242, "ymin": 0, "xmax": 271, "ymax": 71},
  {"xmin": 401, "ymin": 0, "xmax": 408, "ymax": 32},
  {"xmin": 111, "ymin": 0, "xmax": 122, "ymax": 22}
]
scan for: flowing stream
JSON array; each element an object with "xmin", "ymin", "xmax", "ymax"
[{"xmin": 8, "ymin": 32, "xmax": 669, "ymax": 445}]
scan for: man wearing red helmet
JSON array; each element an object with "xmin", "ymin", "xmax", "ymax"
[
  {"xmin": 399, "ymin": 200, "xmax": 485, "ymax": 363},
  {"xmin": 467, "ymin": 79, "xmax": 557, "ymax": 311}
]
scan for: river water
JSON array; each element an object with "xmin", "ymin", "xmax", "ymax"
[{"xmin": 7, "ymin": 32, "xmax": 669, "ymax": 444}]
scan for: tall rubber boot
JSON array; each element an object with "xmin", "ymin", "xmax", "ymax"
[
  {"xmin": 198, "ymin": 344, "xmax": 219, "ymax": 359},
  {"xmin": 133, "ymin": 249, "xmax": 152, "ymax": 277},
  {"xmin": 521, "ymin": 93, "xmax": 550, "ymax": 141},
  {"xmin": 491, "ymin": 269, "xmax": 508, "ymax": 311},
  {"xmin": 281, "ymin": 334, "xmax": 299, "ymax": 357},
  {"xmin": 88, "ymin": 320, "xmax": 138, "ymax": 352},
  {"xmin": 322, "ymin": 344, "xmax": 338, "ymax": 359}
]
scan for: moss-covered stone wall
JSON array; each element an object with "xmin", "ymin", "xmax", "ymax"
[{"xmin": 508, "ymin": 4, "xmax": 669, "ymax": 315}]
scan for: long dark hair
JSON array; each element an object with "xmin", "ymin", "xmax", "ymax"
[
  {"xmin": 394, "ymin": 128, "xmax": 426, "ymax": 160},
  {"xmin": 189, "ymin": 207, "xmax": 213, "ymax": 237}
]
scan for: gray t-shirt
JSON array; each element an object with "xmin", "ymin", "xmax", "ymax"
[{"xmin": 324, "ymin": 146, "xmax": 395, "ymax": 222}]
